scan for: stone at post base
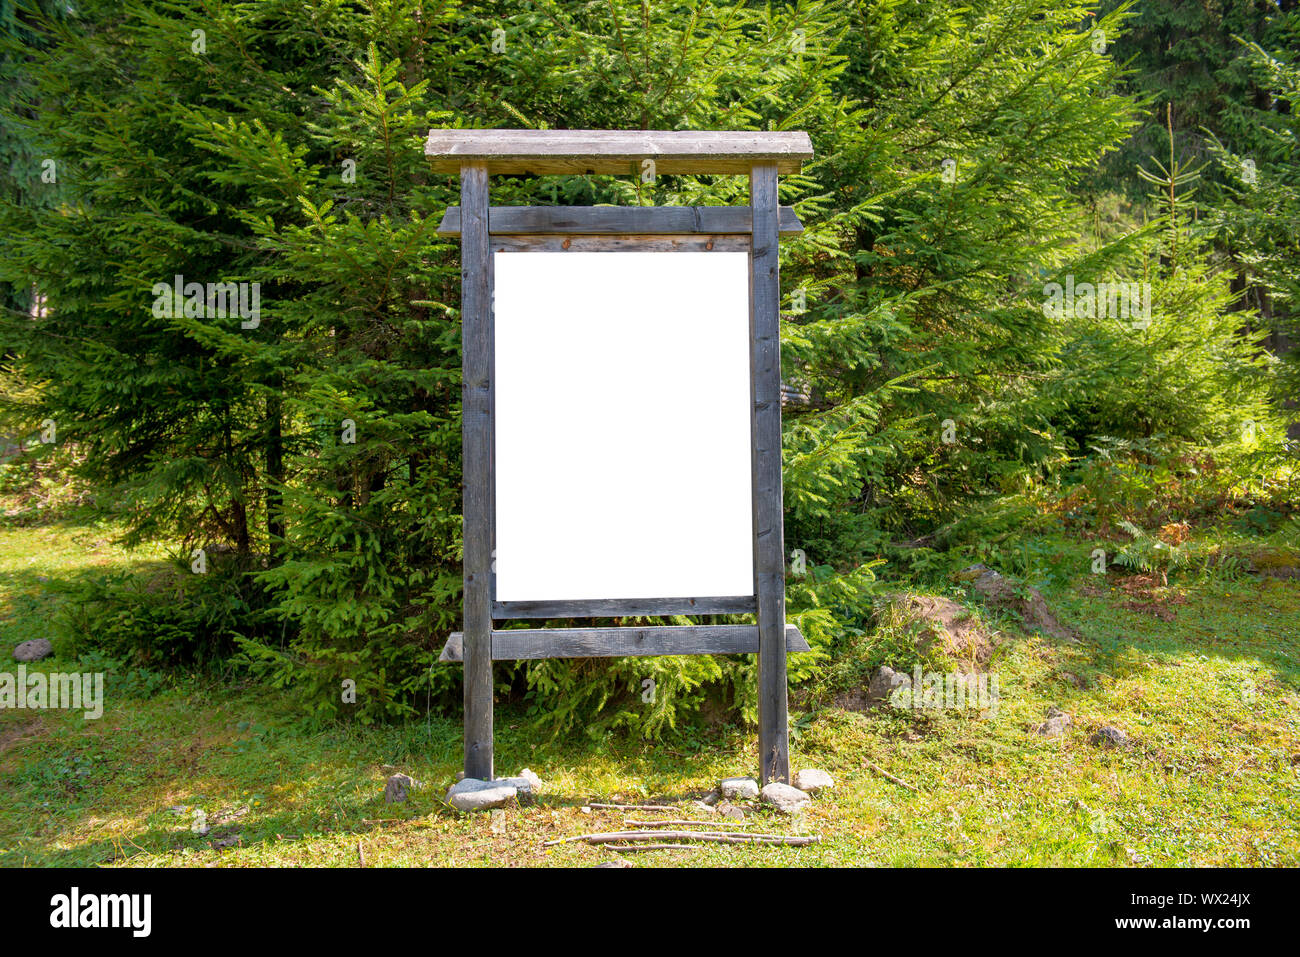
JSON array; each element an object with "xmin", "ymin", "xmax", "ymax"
[
  {"xmin": 719, "ymin": 776, "xmax": 760, "ymax": 800},
  {"xmin": 760, "ymin": 781, "xmax": 810, "ymax": 813},
  {"xmin": 494, "ymin": 768, "xmax": 543, "ymax": 804},
  {"xmin": 519, "ymin": 768, "xmax": 543, "ymax": 790},
  {"xmin": 792, "ymin": 769, "xmax": 834, "ymax": 794},
  {"xmin": 446, "ymin": 778, "xmax": 518, "ymax": 812}
]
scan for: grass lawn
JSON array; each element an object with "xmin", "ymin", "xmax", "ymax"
[{"xmin": 2, "ymin": 516, "xmax": 1298, "ymax": 867}]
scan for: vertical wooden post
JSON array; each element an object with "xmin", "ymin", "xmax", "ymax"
[
  {"xmin": 460, "ymin": 161, "xmax": 494, "ymax": 781},
  {"xmin": 749, "ymin": 162, "xmax": 789, "ymax": 785}
]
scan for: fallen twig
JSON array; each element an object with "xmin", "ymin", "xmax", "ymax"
[
  {"xmin": 611, "ymin": 844, "xmax": 696, "ymax": 852},
  {"xmin": 586, "ymin": 803, "xmax": 676, "ymax": 812},
  {"xmin": 544, "ymin": 830, "xmax": 818, "ymax": 847},
  {"xmin": 624, "ymin": 819, "xmax": 753, "ymax": 828},
  {"xmin": 864, "ymin": 760, "xmax": 919, "ymax": 792},
  {"xmin": 357, "ymin": 841, "xmax": 366, "ymax": 867}
]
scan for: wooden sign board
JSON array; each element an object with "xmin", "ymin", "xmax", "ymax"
[
  {"xmin": 494, "ymin": 250, "xmax": 754, "ymax": 602},
  {"xmin": 429, "ymin": 129, "xmax": 813, "ymax": 785}
]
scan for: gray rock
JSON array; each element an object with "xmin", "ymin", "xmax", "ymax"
[
  {"xmin": 1036, "ymin": 707, "xmax": 1072, "ymax": 737},
  {"xmin": 1037, "ymin": 716, "xmax": 1071, "ymax": 737},
  {"xmin": 970, "ymin": 569, "xmax": 1081, "ymax": 643},
  {"xmin": 446, "ymin": 777, "xmax": 517, "ymax": 812},
  {"xmin": 495, "ymin": 769, "xmax": 542, "ymax": 804},
  {"xmin": 867, "ymin": 665, "xmax": 912, "ymax": 706},
  {"xmin": 718, "ymin": 803, "xmax": 746, "ymax": 821},
  {"xmin": 385, "ymin": 772, "xmax": 419, "ymax": 804},
  {"xmin": 516, "ymin": 768, "xmax": 544, "ymax": 792},
  {"xmin": 701, "ymin": 790, "xmax": 720, "ymax": 806},
  {"xmin": 760, "ymin": 781, "xmax": 811, "ymax": 814},
  {"xmin": 13, "ymin": 639, "xmax": 52, "ymax": 662},
  {"xmin": 719, "ymin": 776, "xmax": 760, "ymax": 800},
  {"xmin": 211, "ymin": 805, "xmax": 248, "ymax": 826},
  {"xmin": 594, "ymin": 859, "xmax": 633, "ymax": 868},
  {"xmin": 1090, "ymin": 726, "xmax": 1129, "ymax": 748},
  {"xmin": 792, "ymin": 769, "xmax": 834, "ymax": 794}
]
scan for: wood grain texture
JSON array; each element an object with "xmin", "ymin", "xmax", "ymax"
[
  {"xmin": 459, "ymin": 162, "xmax": 494, "ymax": 781},
  {"xmin": 440, "ymin": 624, "xmax": 809, "ymax": 661},
  {"xmin": 425, "ymin": 129, "xmax": 813, "ymax": 175},
  {"xmin": 492, "ymin": 596, "xmax": 757, "ymax": 620},
  {"xmin": 435, "ymin": 205, "xmax": 803, "ymax": 237},
  {"xmin": 489, "ymin": 234, "xmax": 750, "ymax": 253},
  {"xmin": 749, "ymin": 162, "xmax": 790, "ymax": 786}
]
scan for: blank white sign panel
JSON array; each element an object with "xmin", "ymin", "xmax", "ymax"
[{"xmin": 493, "ymin": 251, "xmax": 755, "ymax": 601}]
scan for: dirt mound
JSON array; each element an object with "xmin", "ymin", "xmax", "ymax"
[
  {"xmin": 897, "ymin": 594, "xmax": 995, "ymax": 669},
  {"xmin": 963, "ymin": 565, "xmax": 1081, "ymax": 643},
  {"xmin": 829, "ymin": 593, "xmax": 996, "ymax": 712}
]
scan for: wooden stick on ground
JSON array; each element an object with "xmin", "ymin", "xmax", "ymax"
[
  {"xmin": 586, "ymin": 803, "xmax": 676, "ymax": 812},
  {"xmin": 611, "ymin": 844, "xmax": 696, "ymax": 852},
  {"xmin": 864, "ymin": 760, "xmax": 919, "ymax": 793},
  {"xmin": 544, "ymin": 830, "xmax": 818, "ymax": 847},
  {"xmin": 623, "ymin": 819, "xmax": 754, "ymax": 828}
]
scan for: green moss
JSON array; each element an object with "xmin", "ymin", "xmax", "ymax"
[{"xmin": 1246, "ymin": 546, "xmax": 1300, "ymax": 570}]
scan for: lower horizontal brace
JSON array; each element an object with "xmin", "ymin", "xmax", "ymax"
[
  {"xmin": 440, "ymin": 623, "xmax": 809, "ymax": 662},
  {"xmin": 492, "ymin": 595, "xmax": 757, "ymax": 619}
]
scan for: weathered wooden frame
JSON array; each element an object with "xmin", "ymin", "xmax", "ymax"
[{"xmin": 428, "ymin": 130, "xmax": 812, "ymax": 785}]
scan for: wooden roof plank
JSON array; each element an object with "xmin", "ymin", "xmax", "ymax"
[{"xmin": 424, "ymin": 129, "xmax": 813, "ymax": 175}]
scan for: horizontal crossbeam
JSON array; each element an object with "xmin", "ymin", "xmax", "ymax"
[
  {"xmin": 493, "ymin": 596, "xmax": 757, "ymax": 619},
  {"xmin": 435, "ymin": 205, "xmax": 803, "ymax": 237},
  {"xmin": 489, "ymin": 234, "xmax": 750, "ymax": 252},
  {"xmin": 440, "ymin": 624, "xmax": 810, "ymax": 662},
  {"xmin": 424, "ymin": 129, "xmax": 813, "ymax": 175}
]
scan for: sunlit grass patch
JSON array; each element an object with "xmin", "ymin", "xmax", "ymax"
[{"xmin": 0, "ymin": 520, "xmax": 1297, "ymax": 867}]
